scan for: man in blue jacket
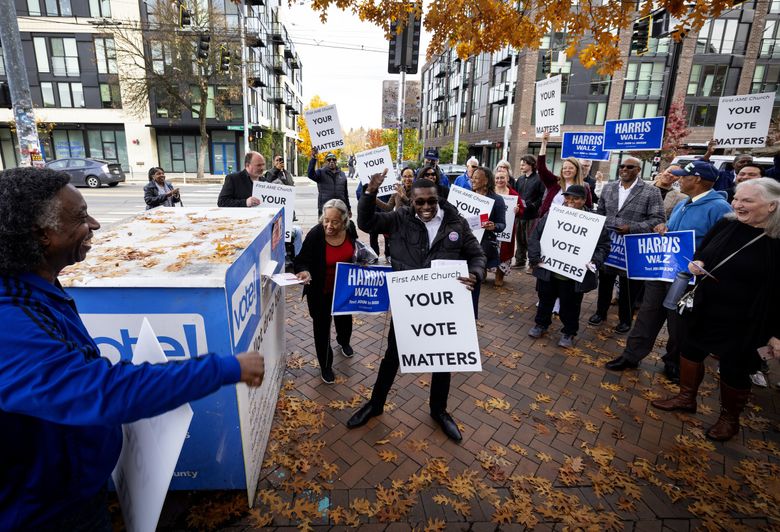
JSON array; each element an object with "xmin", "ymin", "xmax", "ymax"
[
  {"xmin": 0, "ymin": 167, "xmax": 266, "ymax": 530},
  {"xmin": 605, "ymin": 160, "xmax": 731, "ymax": 380}
]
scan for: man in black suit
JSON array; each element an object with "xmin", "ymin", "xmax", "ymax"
[{"xmin": 217, "ymin": 151, "xmax": 266, "ymax": 207}]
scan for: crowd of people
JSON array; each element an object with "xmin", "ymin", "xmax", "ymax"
[{"xmin": 2, "ymin": 141, "xmax": 779, "ymax": 528}]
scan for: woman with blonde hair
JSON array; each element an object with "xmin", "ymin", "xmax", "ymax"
[
  {"xmin": 493, "ymin": 160, "xmax": 522, "ymax": 286},
  {"xmin": 536, "ymin": 131, "xmax": 592, "ymax": 218}
]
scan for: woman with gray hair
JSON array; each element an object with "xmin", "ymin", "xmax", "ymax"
[
  {"xmin": 652, "ymin": 178, "xmax": 780, "ymax": 441},
  {"xmin": 294, "ymin": 199, "xmax": 377, "ymax": 383},
  {"xmin": 453, "ymin": 157, "xmax": 480, "ymax": 190}
]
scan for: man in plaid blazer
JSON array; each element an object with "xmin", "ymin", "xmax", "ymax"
[{"xmin": 588, "ymin": 157, "xmax": 665, "ymax": 335}]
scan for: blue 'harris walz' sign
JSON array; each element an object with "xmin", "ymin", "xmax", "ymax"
[
  {"xmin": 561, "ymin": 132, "xmax": 610, "ymax": 161},
  {"xmin": 602, "ymin": 116, "xmax": 665, "ymax": 151}
]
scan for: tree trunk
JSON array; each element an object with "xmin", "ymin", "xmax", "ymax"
[{"xmin": 197, "ymin": 84, "xmax": 209, "ymax": 180}]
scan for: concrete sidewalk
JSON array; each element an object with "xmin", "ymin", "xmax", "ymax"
[{"xmin": 158, "ymin": 229, "xmax": 780, "ymax": 531}]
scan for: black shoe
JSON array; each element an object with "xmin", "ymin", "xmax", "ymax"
[
  {"xmin": 663, "ymin": 362, "xmax": 680, "ymax": 384},
  {"xmin": 605, "ymin": 355, "xmax": 639, "ymax": 371},
  {"xmin": 588, "ymin": 313, "xmax": 605, "ymax": 325},
  {"xmin": 320, "ymin": 367, "xmax": 335, "ymax": 384},
  {"xmin": 347, "ymin": 402, "xmax": 382, "ymax": 428},
  {"xmin": 340, "ymin": 344, "xmax": 354, "ymax": 358},
  {"xmin": 431, "ymin": 411, "xmax": 462, "ymax": 442},
  {"xmin": 614, "ymin": 322, "xmax": 631, "ymax": 334}
]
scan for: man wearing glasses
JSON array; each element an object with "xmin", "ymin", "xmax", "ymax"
[
  {"xmin": 453, "ymin": 157, "xmax": 480, "ymax": 190},
  {"xmin": 308, "ymin": 147, "xmax": 351, "ymax": 216},
  {"xmin": 264, "ymin": 155, "xmax": 295, "ymax": 186},
  {"xmin": 348, "ymin": 173, "xmax": 485, "ymax": 442},
  {"xmin": 588, "ymin": 157, "xmax": 665, "ymax": 335}
]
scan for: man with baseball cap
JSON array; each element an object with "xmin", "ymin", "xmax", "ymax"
[
  {"xmin": 605, "ymin": 159, "xmax": 731, "ymax": 380},
  {"xmin": 308, "ymin": 147, "xmax": 351, "ymax": 216},
  {"xmin": 418, "ymin": 147, "xmax": 450, "ymax": 188}
]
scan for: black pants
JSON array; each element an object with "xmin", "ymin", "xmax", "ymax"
[
  {"xmin": 369, "ymin": 323, "xmax": 450, "ymax": 414},
  {"xmin": 535, "ymin": 276, "xmax": 584, "ymax": 335},
  {"xmin": 682, "ymin": 344, "xmax": 751, "ymax": 389},
  {"xmin": 622, "ymin": 280, "xmax": 685, "ymax": 365},
  {"xmin": 40, "ymin": 489, "xmax": 112, "ymax": 532},
  {"xmin": 515, "ymin": 219, "xmax": 532, "ymax": 266},
  {"xmin": 470, "ymin": 278, "xmax": 482, "ymax": 319},
  {"xmin": 596, "ymin": 270, "xmax": 642, "ymax": 325},
  {"xmin": 306, "ymin": 292, "xmax": 352, "ymax": 371}
]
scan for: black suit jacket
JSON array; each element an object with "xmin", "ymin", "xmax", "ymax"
[{"xmin": 217, "ymin": 169, "xmax": 254, "ymax": 207}]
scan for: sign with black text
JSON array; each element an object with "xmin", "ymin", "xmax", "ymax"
[
  {"xmin": 535, "ymin": 75, "xmax": 562, "ymax": 137},
  {"xmin": 303, "ymin": 104, "xmax": 345, "ymax": 152},
  {"xmin": 713, "ymin": 92, "xmax": 776, "ymax": 148},
  {"xmin": 355, "ymin": 145, "xmax": 399, "ymax": 196},
  {"xmin": 386, "ymin": 267, "xmax": 481, "ymax": 373},
  {"xmin": 331, "ymin": 263, "xmax": 392, "ymax": 315},
  {"xmin": 562, "ymin": 132, "xmax": 610, "ymax": 161},
  {"xmin": 447, "ymin": 185, "xmax": 495, "ymax": 241},
  {"xmin": 538, "ymin": 204, "xmax": 606, "ymax": 282},
  {"xmin": 252, "ymin": 182, "xmax": 295, "ymax": 242},
  {"xmin": 602, "ymin": 117, "xmax": 665, "ymax": 151},
  {"xmin": 496, "ymin": 193, "xmax": 517, "ymax": 243},
  {"xmin": 624, "ymin": 230, "xmax": 695, "ymax": 282}
]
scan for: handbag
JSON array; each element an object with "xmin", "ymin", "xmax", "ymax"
[{"xmin": 673, "ymin": 232, "xmax": 765, "ymax": 315}]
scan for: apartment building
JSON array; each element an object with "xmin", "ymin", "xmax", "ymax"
[
  {"xmin": 0, "ymin": 0, "xmax": 303, "ymax": 176},
  {"xmin": 420, "ymin": 0, "xmax": 780, "ymax": 176}
]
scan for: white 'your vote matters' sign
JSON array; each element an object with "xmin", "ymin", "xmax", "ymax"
[
  {"xmin": 386, "ymin": 266, "xmax": 481, "ymax": 373},
  {"xmin": 538, "ymin": 204, "xmax": 606, "ymax": 282},
  {"xmin": 304, "ymin": 104, "xmax": 345, "ymax": 152},
  {"xmin": 355, "ymin": 145, "xmax": 399, "ymax": 196}
]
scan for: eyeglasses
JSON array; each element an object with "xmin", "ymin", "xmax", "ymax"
[
  {"xmin": 413, "ymin": 197, "xmax": 439, "ymax": 206},
  {"xmin": 619, "ymin": 164, "xmax": 639, "ymax": 170},
  {"xmin": 326, "ymin": 158, "xmax": 337, "ymax": 162},
  {"xmin": 423, "ymin": 172, "xmax": 436, "ymax": 177}
]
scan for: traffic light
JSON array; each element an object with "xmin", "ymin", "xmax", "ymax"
[
  {"xmin": 178, "ymin": 2, "xmax": 192, "ymax": 27},
  {"xmin": 541, "ymin": 52, "xmax": 550, "ymax": 75},
  {"xmin": 197, "ymin": 33, "xmax": 210, "ymax": 60},
  {"xmin": 388, "ymin": 11, "xmax": 421, "ymax": 74},
  {"xmin": 631, "ymin": 15, "xmax": 651, "ymax": 56},
  {"xmin": 219, "ymin": 46, "xmax": 231, "ymax": 73}
]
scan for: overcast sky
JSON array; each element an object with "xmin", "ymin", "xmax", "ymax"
[{"xmin": 281, "ymin": 3, "xmax": 431, "ymax": 132}]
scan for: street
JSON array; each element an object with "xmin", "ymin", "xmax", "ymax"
[{"xmin": 79, "ymin": 177, "xmax": 357, "ymax": 230}]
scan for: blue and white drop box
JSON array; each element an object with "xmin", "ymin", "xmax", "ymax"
[{"xmin": 60, "ymin": 207, "xmax": 287, "ymax": 504}]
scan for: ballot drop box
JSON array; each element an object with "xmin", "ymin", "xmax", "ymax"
[{"xmin": 59, "ymin": 207, "xmax": 287, "ymax": 503}]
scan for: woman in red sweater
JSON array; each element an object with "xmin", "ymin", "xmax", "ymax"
[{"xmin": 536, "ymin": 131, "xmax": 592, "ymax": 220}]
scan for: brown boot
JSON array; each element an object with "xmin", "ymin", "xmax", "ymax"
[
  {"xmin": 651, "ymin": 357, "xmax": 705, "ymax": 413},
  {"xmin": 494, "ymin": 270, "xmax": 505, "ymax": 287},
  {"xmin": 706, "ymin": 382, "xmax": 751, "ymax": 441}
]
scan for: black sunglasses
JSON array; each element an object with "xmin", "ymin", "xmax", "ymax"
[
  {"xmin": 619, "ymin": 164, "xmax": 639, "ymax": 170},
  {"xmin": 326, "ymin": 158, "xmax": 336, "ymax": 162},
  {"xmin": 423, "ymin": 171, "xmax": 436, "ymax": 177},
  {"xmin": 413, "ymin": 197, "xmax": 438, "ymax": 206}
]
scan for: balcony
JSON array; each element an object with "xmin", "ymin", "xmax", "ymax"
[
  {"xmin": 247, "ymin": 18, "xmax": 267, "ymax": 48},
  {"xmin": 269, "ymin": 21, "xmax": 284, "ymax": 44},
  {"xmin": 290, "ymin": 52, "xmax": 300, "ymax": 69},
  {"xmin": 284, "ymin": 37, "xmax": 295, "ymax": 59},
  {"xmin": 267, "ymin": 86, "xmax": 285, "ymax": 103},
  {"xmin": 493, "ymin": 45, "xmax": 513, "ymax": 67},
  {"xmin": 488, "ymin": 82, "xmax": 515, "ymax": 105},
  {"xmin": 247, "ymin": 62, "xmax": 268, "ymax": 88},
  {"xmin": 432, "ymin": 62, "xmax": 448, "ymax": 78},
  {"xmin": 432, "ymin": 85, "xmax": 447, "ymax": 101},
  {"xmin": 272, "ymin": 55, "xmax": 285, "ymax": 74}
]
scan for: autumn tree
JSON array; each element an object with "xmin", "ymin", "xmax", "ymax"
[
  {"xmin": 308, "ymin": 1, "xmax": 736, "ymax": 75},
  {"xmin": 366, "ymin": 128, "xmax": 384, "ymax": 149},
  {"xmin": 659, "ymin": 99, "xmax": 691, "ymax": 165},
  {"xmin": 343, "ymin": 127, "xmax": 368, "ymax": 156},
  {"xmin": 380, "ymin": 128, "xmax": 422, "ymax": 162},
  {"xmin": 438, "ymin": 141, "xmax": 469, "ymax": 165},
  {"xmin": 112, "ymin": 2, "xmax": 242, "ymax": 178},
  {"xmin": 297, "ymin": 95, "xmax": 341, "ymax": 164}
]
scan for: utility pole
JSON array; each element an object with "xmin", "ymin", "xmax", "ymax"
[
  {"xmin": 388, "ymin": 8, "xmax": 420, "ymax": 168},
  {"xmin": 0, "ymin": 0, "xmax": 43, "ymax": 167},
  {"xmin": 501, "ymin": 49, "xmax": 516, "ymax": 161},
  {"xmin": 452, "ymin": 58, "xmax": 465, "ymax": 164},
  {"xmin": 397, "ymin": 70, "xmax": 406, "ymax": 167},
  {"xmin": 240, "ymin": 0, "xmax": 250, "ymax": 155}
]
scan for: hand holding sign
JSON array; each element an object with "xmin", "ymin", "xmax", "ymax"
[
  {"xmin": 296, "ymin": 271, "xmax": 312, "ymax": 284},
  {"xmin": 458, "ymin": 273, "xmax": 477, "ymax": 291}
]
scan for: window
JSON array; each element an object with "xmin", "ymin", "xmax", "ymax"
[
  {"xmin": 536, "ymin": 57, "xmax": 572, "ymax": 93},
  {"xmin": 88, "ymin": 129, "xmax": 128, "ymax": 169},
  {"xmin": 770, "ymin": 1, "xmax": 780, "ymax": 13},
  {"xmin": 150, "ymin": 42, "xmax": 171, "ymax": 75},
  {"xmin": 33, "ymin": 37, "xmax": 50, "ymax": 73},
  {"xmin": 761, "ymin": 20, "xmax": 780, "ymax": 59},
  {"xmin": 624, "ymin": 62, "xmax": 664, "ymax": 97},
  {"xmin": 212, "ymin": 0, "xmax": 239, "ymax": 27},
  {"xmin": 157, "ymin": 134, "xmax": 209, "ymax": 173},
  {"xmin": 51, "ymin": 38, "xmax": 80, "ymax": 76},
  {"xmin": 586, "ymin": 102, "xmax": 607, "ymax": 125},
  {"xmin": 489, "ymin": 105, "xmax": 505, "ymax": 129},
  {"xmin": 0, "ymin": 45, "xmax": 4, "ymax": 76},
  {"xmin": 751, "ymin": 64, "xmax": 780, "ymax": 93},
  {"xmin": 589, "ymin": 72, "xmax": 611, "ymax": 96},
  {"xmin": 41, "ymin": 82, "xmax": 56, "ymax": 107},
  {"xmin": 695, "ymin": 19, "xmax": 748, "ymax": 55},
  {"xmin": 685, "ymin": 104, "xmax": 719, "ymax": 127},
  {"xmin": 57, "ymin": 82, "xmax": 84, "ymax": 107},
  {"xmin": 52, "ymin": 130, "xmax": 86, "ymax": 159},
  {"xmin": 89, "ymin": 0, "xmax": 110, "ymax": 17},
  {"xmin": 94, "ymin": 37, "xmax": 117, "ymax": 74},
  {"xmin": 44, "ymin": 0, "xmax": 71, "ymax": 16},
  {"xmin": 687, "ymin": 64, "xmax": 738, "ymax": 97},
  {"xmin": 620, "ymin": 102, "xmax": 659, "ymax": 119},
  {"xmin": 99, "ymin": 83, "xmax": 122, "ymax": 108},
  {"xmin": 27, "ymin": 0, "xmax": 41, "ymax": 15}
]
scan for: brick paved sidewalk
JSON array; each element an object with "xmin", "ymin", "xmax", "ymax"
[{"xmin": 162, "ymin": 235, "xmax": 780, "ymax": 531}]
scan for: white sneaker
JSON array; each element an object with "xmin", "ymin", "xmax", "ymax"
[{"xmin": 750, "ymin": 372, "xmax": 768, "ymax": 388}]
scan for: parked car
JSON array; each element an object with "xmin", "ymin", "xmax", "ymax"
[
  {"xmin": 45, "ymin": 158, "xmax": 126, "ymax": 188},
  {"xmin": 438, "ymin": 163, "xmax": 467, "ymax": 182},
  {"xmin": 671, "ymin": 154, "xmax": 775, "ymax": 174}
]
